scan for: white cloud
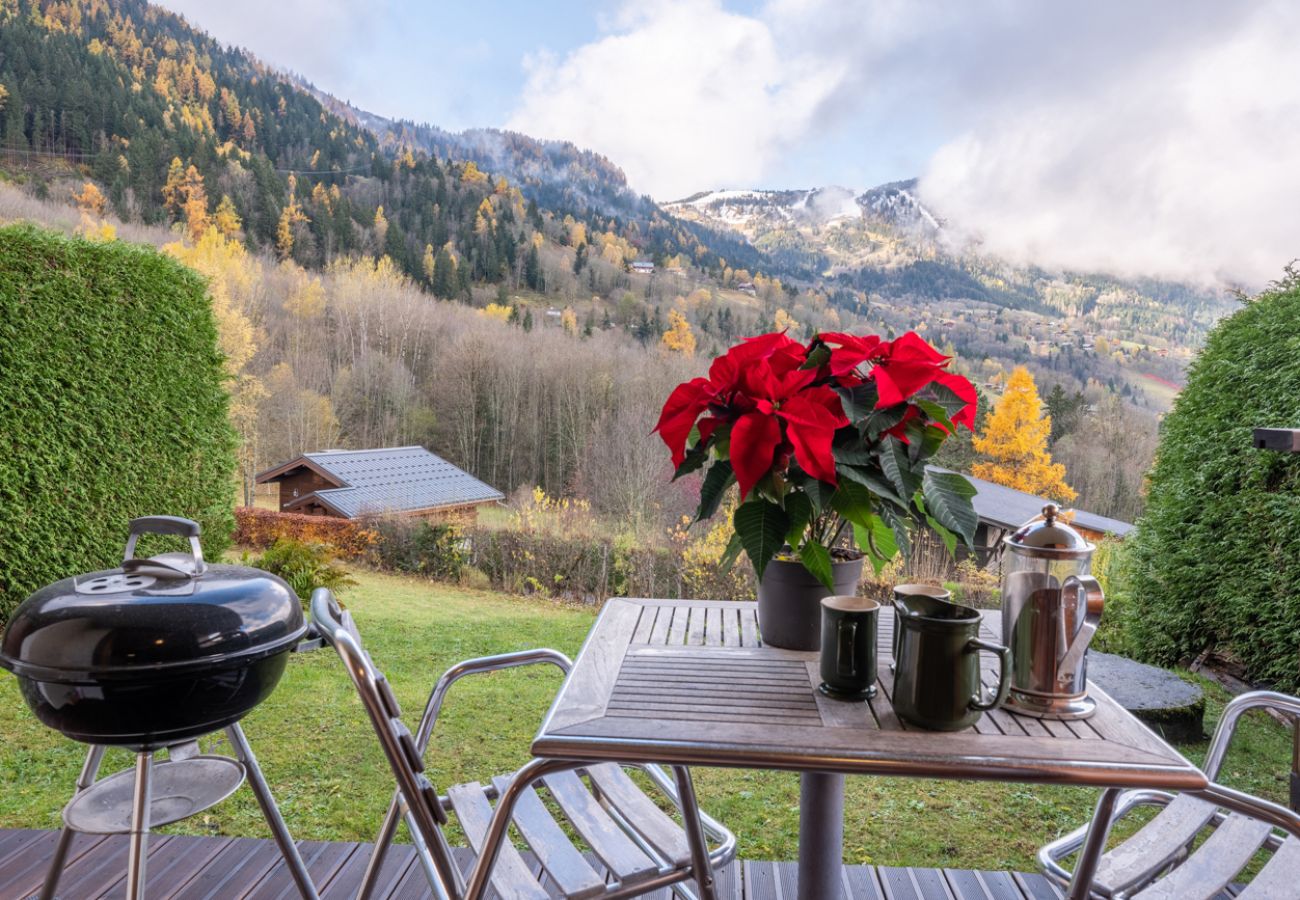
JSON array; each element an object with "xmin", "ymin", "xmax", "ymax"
[
  {"xmin": 511, "ymin": 0, "xmax": 1300, "ymax": 284},
  {"xmin": 507, "ymin": 0, "xmax": 842, "ymax": 201},
  {"xmin": 918, "ymin": 2, "xmax": 1300, "ymax": 286},
  {"xmin": 157, "ymin": 1, "xmax": 384, "ymax": 90}
]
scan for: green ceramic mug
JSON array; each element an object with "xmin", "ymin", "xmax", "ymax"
[
  {"xmin": 891, "ymin": 597, "xmax": 1010, "ymax": 731},
  {"xmin": 818, "ymin": 596, "xmax": 878, "ymax": 700}
]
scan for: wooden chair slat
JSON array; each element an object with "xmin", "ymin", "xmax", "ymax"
[
  {"xmin": 584, "ymin": 765, "xmax": 691, "ymax": 866},
  {"xmin": 445, "ymin": 782, "xmax": 551, "ymax": 900},
  {"xmin": 1229, "ymin": 835, "xmax": 1300, "ymax": 900},
  {"xmin": 1093, "ymin": 795, "xmax": 1218, "ymax": 892},
  {"xmin": 540, "ymin": 770, "xmax": 660, "ymax": 882},
  {"xmin": 1131, "ymin": 812, "xmax": 1274, "ymax": 900},
  {"xmin": 488, "ymin": 776, "xmax": 607, "ymax": 900}
]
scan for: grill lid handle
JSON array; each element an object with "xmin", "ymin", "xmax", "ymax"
[{"xmin": 123, "ymin": 516, "xmax": 205, "ymax": 576}]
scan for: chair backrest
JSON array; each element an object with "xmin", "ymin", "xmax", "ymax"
[{"xmin": 310, "ymin": 588, "xmax": 459, "ymax": 888}]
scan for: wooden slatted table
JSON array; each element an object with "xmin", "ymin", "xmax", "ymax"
[{"xmin": 533, "ymin": 599, "xmax": 1208, "ymax": 900}]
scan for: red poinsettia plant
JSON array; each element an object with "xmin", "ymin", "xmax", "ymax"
[{"xmin": 655, "ymin": 330, "xmax": 980, "ymax": 589}]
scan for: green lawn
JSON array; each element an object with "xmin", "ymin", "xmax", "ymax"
[{"xmin": 0, "ymin": 568, "xmax": 1292, "ymax": 871}]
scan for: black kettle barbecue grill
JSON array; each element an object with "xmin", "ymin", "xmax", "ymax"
[{"xmin": 0, "ymin": 516, "xmax": 319, "ymax": 900}]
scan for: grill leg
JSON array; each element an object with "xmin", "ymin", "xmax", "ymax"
[
  {"xmin": 125, "ymin": 751, "xmax": 154, "ymax": 900},
  {"xmin": 226, "ymin": 724, "xmax": 320, "ymax": 900},
  {"xmin": 39, "ymin": 745, "xmax": 107, "ymax": 900}
]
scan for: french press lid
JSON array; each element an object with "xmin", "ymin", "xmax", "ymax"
[{"xmin": 1005, "ymin": 504, "xmax": 1094, "ymax": 559}]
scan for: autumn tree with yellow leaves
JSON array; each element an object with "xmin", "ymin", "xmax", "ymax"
[
  {"xmin": 972, "ymin": 367, "xmax": 1077, "ymax": 503},
  {"xmin": 660, "ymin": 308, "xmax": 696, "ymax": 356}
]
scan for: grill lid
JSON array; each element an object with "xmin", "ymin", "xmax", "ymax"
[{"xmin": 0, "ymin": 516, "xmax": 306, "ymax": 683}]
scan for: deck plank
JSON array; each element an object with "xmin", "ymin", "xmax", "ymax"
[{"xmin": 0, "ymin": 827, "xmax": 1047, "ymax": 899}]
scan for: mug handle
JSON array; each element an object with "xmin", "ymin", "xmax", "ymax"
[
  {"xmin": 837, "ymin": 619, "xmax": 858, "ymax": 678},
  {"xmin": 967, "ymin": 638, "xmax": 1011, "ymax": 712}
]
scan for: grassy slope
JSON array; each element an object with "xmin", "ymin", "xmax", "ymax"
[{"xmin": 0, "ymin": 568, "xmax": 1291, "ymax": 870}]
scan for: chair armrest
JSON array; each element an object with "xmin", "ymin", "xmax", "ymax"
[
  {"xmin": 1196, "ymin": 781, "xmax": 1300, "ymax": 841},
  {"xmin": 1204, "ymin": 690, "xmax": 1300, "ymax": 781},
  {"xmin": 1037, "ymin": 789, "xmax": 1176, "ymax": 888},
  {"xmin": 635, "ymin": 762, "xmax": 737, "ymax": 858},
  {"xmin": 414, "ymin": 649, "xmax": 573, "ymax": 752}
]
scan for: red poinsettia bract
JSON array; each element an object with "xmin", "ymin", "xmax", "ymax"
[
  {"xmin": 655, "ymin": 329, "xmax": 977, "ymax": 501},
  {"xmin": 654, "ymin": 333, "xmax": 848, "ymax": 499}
]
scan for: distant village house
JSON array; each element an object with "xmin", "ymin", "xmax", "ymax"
[
  {"xmin": 255, "ymin": 446, "xmax": 504, "ymax": 521},
  {"xmin": 630, "ymin": 260, "xmax": 655, "ymax": 274}
]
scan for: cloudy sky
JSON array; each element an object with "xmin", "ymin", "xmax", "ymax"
[{"xmin": 158, "ymin": 0, "xmax": 1300, "ymax": 285}]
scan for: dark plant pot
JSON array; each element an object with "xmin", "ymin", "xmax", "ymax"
[{"xmin": 758, "ymin": 556, "xmax": 864, "ymax": 650}]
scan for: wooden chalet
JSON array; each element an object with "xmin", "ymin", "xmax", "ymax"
[{"xmin": 255, "ymin": 446, "xmax": 504, "ymax": 520}]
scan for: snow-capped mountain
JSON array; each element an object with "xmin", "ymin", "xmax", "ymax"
[
  {"xmin": 856, "ymin": 179, "xmax": 943, "ymax": 234},
  {"xmin": 668, "ymin": 186, "xmax": 862, "ymax": 230}
]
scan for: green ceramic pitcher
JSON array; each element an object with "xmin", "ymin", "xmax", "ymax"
[{"xmin": 891, "ymin": 595, "xmax": 1010, "ymax": 731}]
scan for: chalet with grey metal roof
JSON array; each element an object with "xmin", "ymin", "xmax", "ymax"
[
  {"xmin": 255, "ymin": 446, "xmax": 504, "ymax": 519},
  {"xmin": 927, "ymin": 466, "xmax": 1133, "ymax": 566}
]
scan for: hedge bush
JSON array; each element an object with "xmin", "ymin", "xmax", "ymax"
[
  {"xmin": 0, "ymin": 225, "xmax": 237, "ymax": 621},
  {"xmin": 368, "ymin": 517, "xmax": 468, "ymax": 582},
  {"xmin": 468, "ymin": 527, "xmax": 682, "ymax": 602},
  {"xmin": 1124, "ymin": 269, "xmax": 1300, "ymax": 689},
  {"xmin": 234, "ymin": 506, "xmax": 377, "ymax": 558}
]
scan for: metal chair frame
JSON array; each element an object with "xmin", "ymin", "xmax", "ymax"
[
  {"xmin": 1040, "ymin": 690, "xmax": 1300, "ymax": 898},
  {"xmin": 312, "ymin": 588, "xmax": 736, "ymax": 900}
]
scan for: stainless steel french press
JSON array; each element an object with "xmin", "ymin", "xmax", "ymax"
[{"xmin": 1000, "ymin": 504, "xmax": 1105, "ymax": 719}]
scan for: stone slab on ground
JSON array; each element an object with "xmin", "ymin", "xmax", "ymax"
[{"xmin": 1088, "ymin": 650, "xmax": 1205, "ymax": 743}]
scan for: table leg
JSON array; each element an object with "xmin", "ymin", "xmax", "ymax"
[
  {"xmin": 1066, "ymin": 787, "xmax": 1120, "ymax": 900},
  {"xmin": 798, "ymin": 771, "xmax": 844, "ymax": 900}
]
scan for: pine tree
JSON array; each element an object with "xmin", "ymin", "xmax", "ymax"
[
  {"xmin": 431, "ymin": 246, "xmax": 457, "ymax": 299},
  {"xmin": 521, "ymin": 308, "xmax": 534, "ymax": 332},
  {"xmin": 524, "ymin": 243, "xmax": 543, "ymax": 291},
  {"xmin": 972, "ymin": 367, "xmax": 1077, "ymax": 502}
]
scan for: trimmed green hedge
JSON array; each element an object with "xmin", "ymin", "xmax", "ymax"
[
  {"xmin": 0, "ymin": 225, "xmax": 236, "ymax": 621},
  {"xmin": 1124, "ymin": 270, "xmax": 1300, "ymax": 689}
]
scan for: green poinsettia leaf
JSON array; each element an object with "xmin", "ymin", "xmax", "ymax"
[
  {"xmin": 800, "ymin": 344, "xmax": 832, "ymax": 371},
  {"xmin": 797, "ymin": 539, "xmax": 835, "ymax": 591},
  {"xmin": 719, "ymin": 529, "xmax": 744, "ymax": 571},
  {"xmin": 915, "ymin": 399, "xmax": 956, "ymax": 436},
  {"xmin": 879, "ymin": 437, "xmax": 922, "ymax": 501},
  {"xmin": 672, "ymin": 441, "xmax": 710, "ymax": 481},
  {"xmin": 922, "ymin": 469, "xmax": 978, "ymax": 549},
  {"xmin": 923, "ymin": 381, "xmax": 974, "ymax": 418},
  {"xmin": 839, "ymin": 465, "xmax": 908, "ymax": 511},
  {"xmin": 694, "ymin": 461, "xmax": 735, "ymax": 522},
  {"xmin": 864, "ymin": 403, "xmax": 908, "ymax": 440},
  {"xmin": 783, "ymin": 490, "xmax": 814, "ymax": 547},
  {"xmin": 853, "ymin": 514, "xmax": 899, "ymax": 576},
  {"xmin": 836, "ymin": 382, "xmax": 880, "ymax": 424},
  {"xmin": 791, "ymin": 468, "xmax": 836, "ymax": 515},
  {"xmin": 927, "ymin": 515, "xmax": 958, "ymax": 556},
  {"xmin": 733, "ymin": 498, "xmax": 791, "ymax": 581},
  {"xmin": 830, "ymin": 479, "xmax": 874, "ymax": 528}
]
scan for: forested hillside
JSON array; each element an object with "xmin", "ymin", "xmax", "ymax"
[{"xmin": 0, "ymin": 0, "xmax": 752, "ymax": 291}]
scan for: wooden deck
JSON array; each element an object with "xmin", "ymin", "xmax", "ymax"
[{"xmin": 0, "ymin": 828, "xmax": 1067, "ymax": 899}]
